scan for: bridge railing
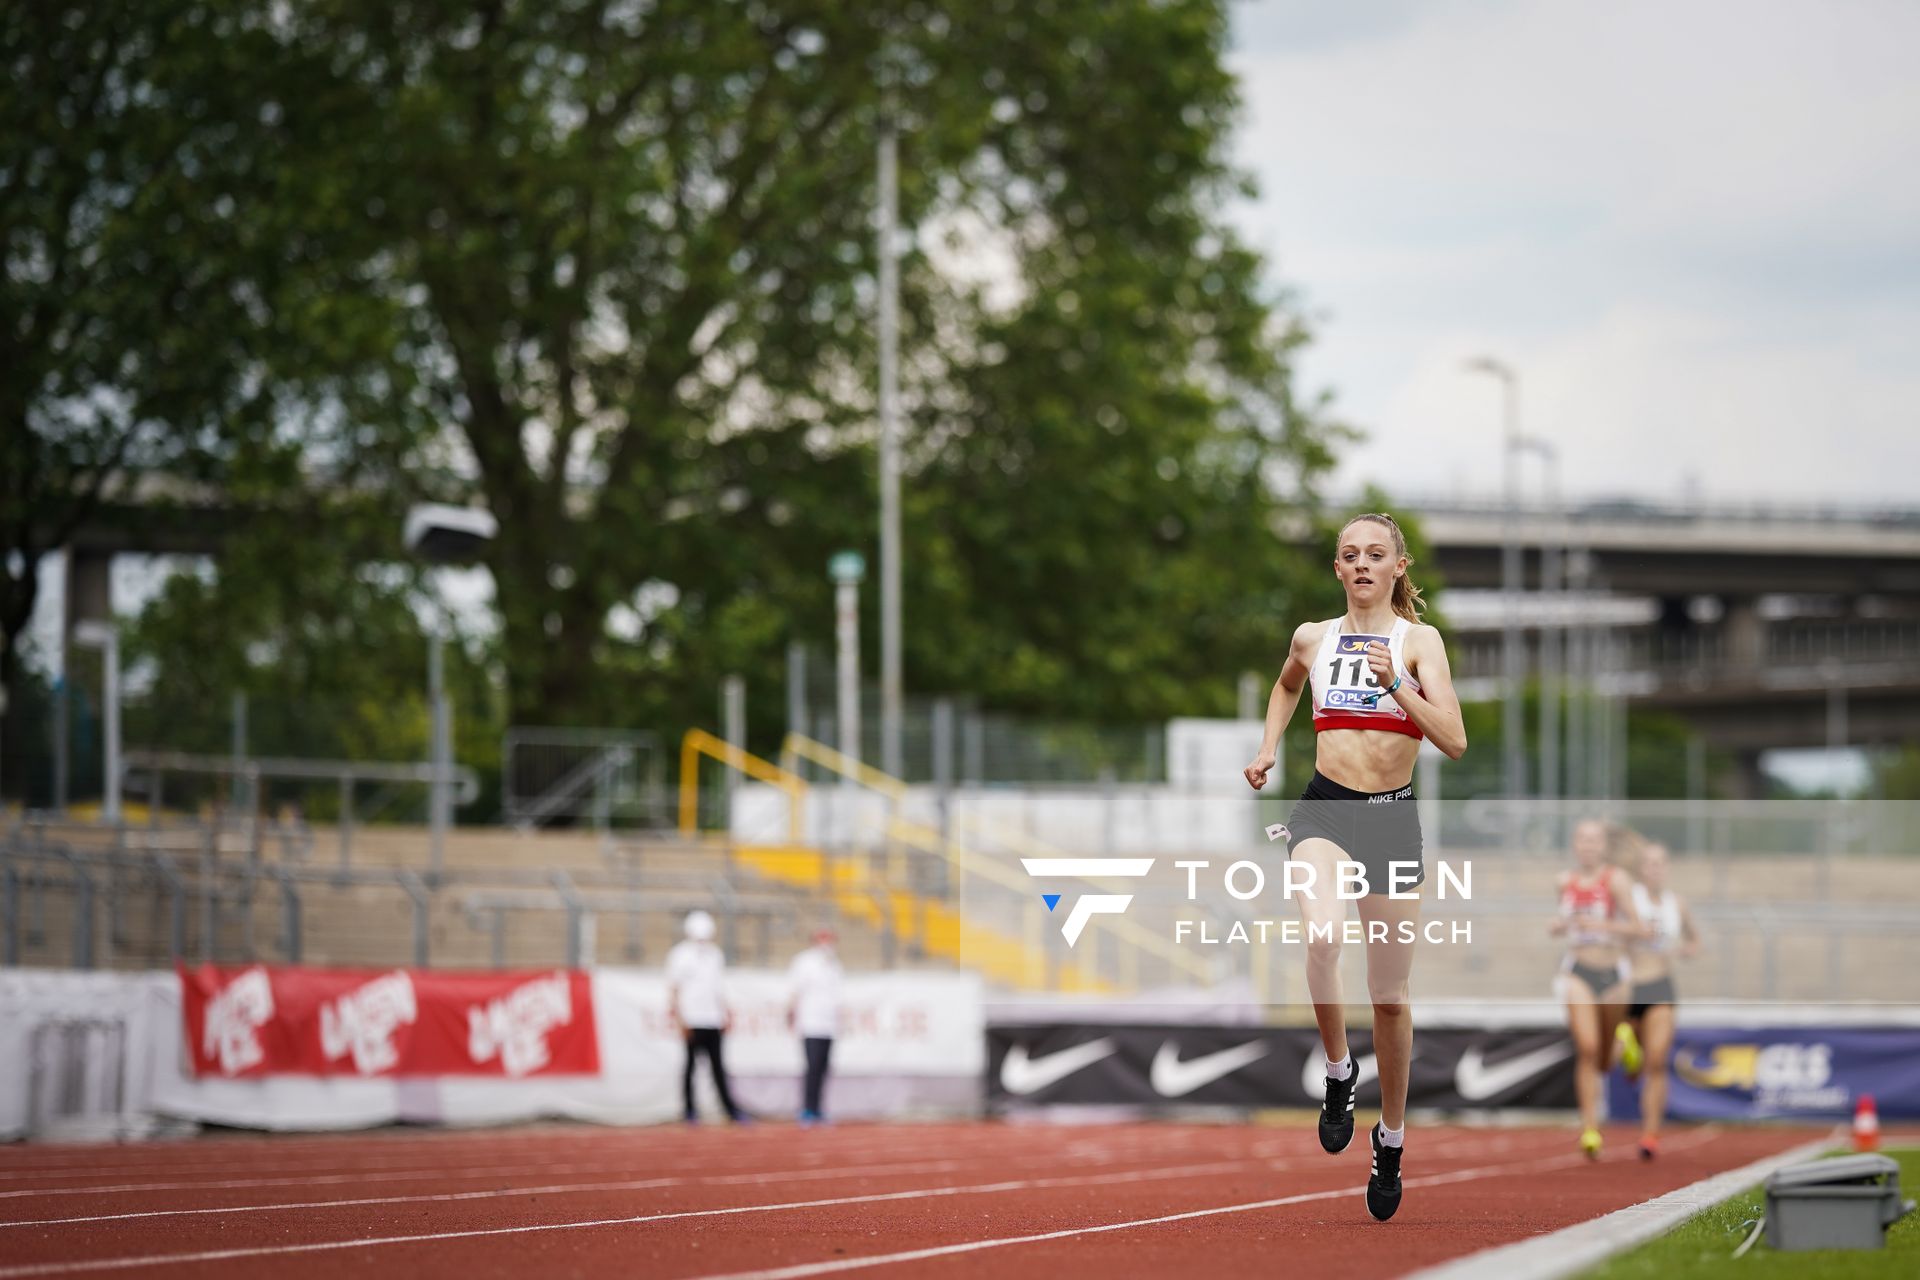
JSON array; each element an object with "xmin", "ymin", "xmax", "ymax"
[
  {"xmin": 1452, "ymin": 618, "xmax": 1918, "ymax": 687},
  {"xmin": 1353, "ymin": 492, "xmax": 1920, "ymax": 528}
]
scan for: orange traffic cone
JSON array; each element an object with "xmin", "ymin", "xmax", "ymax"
[{"xmin": 1853, "ymin": 1094, "xmax": 1880, "ymax": 1152}]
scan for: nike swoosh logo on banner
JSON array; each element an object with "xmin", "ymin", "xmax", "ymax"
[
  {"xmin": 999, "ymin": 1038, "xmax": 1117, "ymax": 1096},
  {"xmin": 1149, "ymin": 1040, "xmax": 1271, "ymax": 1097},
  {"xmin": 1454, "ymin": 1042, "xmax": 1575, "ymax": 1101},
  {"xmin": 1299, "ymin": 1052, "xmax": 1383, "ymax": 1099}
]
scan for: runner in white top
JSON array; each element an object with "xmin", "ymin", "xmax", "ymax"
[
  {"xmin": 787, "ymin": 926, "xmax": 843, "ymax": 1125},
  {"xmin": 1621, "ymin": 843, "xmax": 1698, "ymax": 1161},
  {"xmin": 1242, "ymin": 511, "xmax": 1468, "ymax": 1223}
]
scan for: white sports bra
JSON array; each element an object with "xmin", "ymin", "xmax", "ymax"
[
  {"xmin": 1308, "ymin": 616, "xmax": 1422, "ymax": 739},
  {"xmin": 1630, "ymin": 883, "xmax": 1683, "ymax": 954}
]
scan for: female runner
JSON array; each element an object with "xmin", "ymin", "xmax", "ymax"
[
  {"xmin": 1243, "ymin": 511, "xmax": 1467, "ymax": 1222},
  {"xmin": 1622, "ymin": 841, "xmax": 1697, "ymax": 1160},
  {"xmin": 1551, "ymin": 819, "xmax": 1643, "ymax": 1159}
]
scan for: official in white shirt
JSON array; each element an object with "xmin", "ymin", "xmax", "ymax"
[
  {"xmin": 666, "ymin": 910, "xmax": 745, "ymax": 1123},
  {"xmin": 786, "ymin": 926, "xmax": 843, "ymax": 1125}
]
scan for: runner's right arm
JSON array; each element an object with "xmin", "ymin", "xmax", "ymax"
[{"xmin": 1244, "ymin": 622, "xmax": 1318, "ymax": 790}]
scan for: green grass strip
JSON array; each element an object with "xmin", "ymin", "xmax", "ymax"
[{"xmin": 1583, "ymin": 1148, "xmax": 1919, "ymax": 1279}]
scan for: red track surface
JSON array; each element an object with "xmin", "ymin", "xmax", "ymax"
[{"xmin": 0, "ymin": 1121, "xmax": 1824, "ymax": 1278}]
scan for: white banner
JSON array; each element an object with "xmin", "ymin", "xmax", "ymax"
[{"xmin": 0, "ymin": 967, "xmax": 984, "ymax": 1138}]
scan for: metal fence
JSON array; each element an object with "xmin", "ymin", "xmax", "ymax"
[
  {"xmin": 1, "ymin": 815, "xmax": 819, "ymax": 973},
  {"xmin": 785, "ymin": 643, "xmax": 1167, "ymax": 786},
  {"xmin": 500, "ymin": 728, "xmax": 670, "ymax": 830}
]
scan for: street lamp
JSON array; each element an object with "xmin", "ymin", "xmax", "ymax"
[
  {"xmin": 403, "ymin": 503, "xmax": 497, "ymax": 881},
  {"xmin": 73, "ymin": 621, "xmax": 120, "ymax": 825},
  {"xmin": 1462, "ymin": 356, "xmax": 1527, "ymax": 809},
  {"xmin": 1515, "ymin": 436, "xmax": 1561, "ymax": 809}
]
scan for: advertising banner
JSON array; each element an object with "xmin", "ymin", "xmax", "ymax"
[
  {"xmin": 1608, "ymin": 1025, "xmax": 1920, "ymax": 1121},
  {"xmin": 986, "ymin": 1023, "xmax": 1576, "ymax": 1110},
  {"xmin": 178, "ymin": 965, "xmax": 600, "ymax": 1079}
]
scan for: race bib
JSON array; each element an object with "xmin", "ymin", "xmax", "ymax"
[{"xmin": 1322, "ymin": 633, "xmax": 1391, "ymax": 712}]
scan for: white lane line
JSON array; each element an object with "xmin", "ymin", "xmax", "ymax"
[
  {"xmin": 0, "ymin": 1129, "xmax": 1548, "ymax": 1228},
  {"xmin": 0, "ymin": 1159, "xmax": 719, "ymax": 1201},
  {"xmin": 0, "ymin": 1136, "xmax": 1210, "ymax": 1204},
  {"xmin": 0, "ymin": 1157, "xmax": 978, "ymax": 1228},
  {"xmin": 1404, "ymin": 1131, "xmax": 1839, "ymax": 1280},
  {"xmin": 0, "ymin": 1158, "xmax": 1288, "ymax": 1277},
  {"xmin": 0, "ymin": 1139, "xmax": 1677, "ymax": 1277},
  {"xmin": 0, "ymin": 1151, "xmax": 1342, "ymax": 1232},
  {"xmin": 0, "ymin": 1131, "xmax": 1229, "ymax": 1193},
  {"xmin": 682, "ymin": 1143, "xmax": 1682, "ymax": 1280},
  {"xmin": 0, "ymin": 1138, "xmax": 986, "ymax": 1181},
  {"xmin": 0, "ymin": 1143, "xmax": 1290, "ymax": 1228},
  {"xmin": 0, "ymin": 1126, "xmax": 1047, "ymax": 1178},
  {"xmin": 0, "ymin": 1131, "xmax": 1198, "ymax": 1184}
]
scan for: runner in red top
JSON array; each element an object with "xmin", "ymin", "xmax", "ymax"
[
  {"xmin": 1550, "ymin": 819, "xmax": 1643, "ymax": 1159},
  {"xmin": 1243, "ymin": 512, "xmax": 1468, "ymax": 1221}
]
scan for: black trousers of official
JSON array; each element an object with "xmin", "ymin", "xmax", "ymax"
[
  {"xmin": 802, "ymin": 1036, "xmax": 834, "ymax": 1116},
  {"xmin": 683, "ymin": 1026, "xmax": 741, "ymax": 1119}
]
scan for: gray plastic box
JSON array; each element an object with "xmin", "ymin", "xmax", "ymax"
[{"xmin": 1764, "ymin": 1154, "xmax": 1914, "ymax": 1252}]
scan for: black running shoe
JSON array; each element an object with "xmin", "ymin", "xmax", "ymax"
[
  {"xmin": 1367, "ymin": 1124, "xmax": 1404, "ymax": 1222},
  {"xmin": 1319, "ymin": 1070, "xmax": 1357, "ymax": 1153}
]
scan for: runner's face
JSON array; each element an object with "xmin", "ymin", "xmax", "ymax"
[
  {"xmin": 1335, "ymin": 522, "xmax": 1403, "ymax": 606},
  {"xmin": 1639, "ymin": 845, "xmax": 1668, "ymax": 888},
  {"xmin": 1572, "ymin": 820, "xmax": 1607, "ymax": 870}
]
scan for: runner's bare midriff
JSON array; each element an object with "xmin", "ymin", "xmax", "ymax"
[
  {"xmin": 1570, "ymin": 942, "xmax": 1619, "ymax": 971},
  {"xmin": 1315, "ymin": 728, "xmax": 1420, "ymax": 793}
]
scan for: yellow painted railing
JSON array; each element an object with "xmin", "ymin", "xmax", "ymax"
[
  {"xmin": 678, "ymin": 729, "xmax": 806, "ymax": 843},
  {"xmin": 676, "ymin": 729, "xmax": 1112, "ymax": 991},
  {"xmin": 779, "ymin": 731, "xmax": 1214, "ymax": 989}
]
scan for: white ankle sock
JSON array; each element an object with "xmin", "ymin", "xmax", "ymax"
[
  {"xmin": 1326, "ymin": 1054, "xmax": 1353, "ymax": 1082},
  {"xmin": 1378, "ymin": 1122, "xmax": 1405, "ymax": 1149}
]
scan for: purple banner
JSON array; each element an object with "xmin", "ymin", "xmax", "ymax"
[{"xmin": 1610, "ymin": 1026, "xmax": 1920, "ymax": 1121}]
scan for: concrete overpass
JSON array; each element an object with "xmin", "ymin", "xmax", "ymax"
[
  {"xmin": 1450, "ymin": 616, "xmax": 1920, "ymax": 752},
  {"xmin": 1402, "ymin": 495, "xmax": 1920, "ymax": 784},
  {"xmin": 1410, "ymin": 496, "xmax": 1920, "ymax": 599}
]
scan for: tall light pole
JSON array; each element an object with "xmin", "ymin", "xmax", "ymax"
[
  {"xmin": 876, "ymin": 86, "xmax": 904, "ymax": 779},
  {"xmin": 1464, "ymin": 356, "xmax": 1526, "ymax": 809},
  {"xmin": 1519, "ymin": 437, "xmax": 1560, "ymax": 808},
  {"xmin": 403, "ymin": 503, "xmax": 496, "ymax": 883}
]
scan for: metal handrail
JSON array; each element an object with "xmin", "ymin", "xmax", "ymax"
[
  {"xmin": 511, "ymin": 745, "xmax": 633, "ymax": 830},
  {"xmin": 782, "ymin": 731, "xmax": 1204, "ymax": 987},
  {"xmin": 678, "ymin": 729, "xmax": 807, "ymax": 841},
  {"xmin": 123, "ymin": 750, "xmax": 480, "ymax": 803},
  {"xmin": 2, "ymin": 838, "xmax": 97, "ymax": 968},
  {"xmin": 456, "ymin": 886, "xmax": 800, "ymax": 968},
  {"xmin": 261, "ymin": 864, "xmax": 302, "ymax": 963}
]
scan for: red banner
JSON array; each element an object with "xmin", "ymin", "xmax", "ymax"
[{"xmin": 178, "ymin": 964, "xmax": 600, "ymax": 1079}]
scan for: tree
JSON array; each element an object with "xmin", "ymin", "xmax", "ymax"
[
  {"xmin": 239, "ymin": 0, "xmax": 1348, "ymax": 735},
  {"xmin": 20, "ymin": 1, "xmax": 1362, "ymax": 771},
  {"xmin": 0, "ymin": 1, "xmax": 412, "ymax": 779}
]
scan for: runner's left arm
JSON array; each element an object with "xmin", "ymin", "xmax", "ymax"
[
  {"xmin": 1678, "ymin": 897, "xmax": 1702, "ymax": 958},
  {"xmin": 1372, "ymin": 626, "xmax": 1467, "ymax": 758}
]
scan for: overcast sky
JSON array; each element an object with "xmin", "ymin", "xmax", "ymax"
[{"xmin": 1227, "ymin": 0, "xmax": 1920, "ymax": 505}]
